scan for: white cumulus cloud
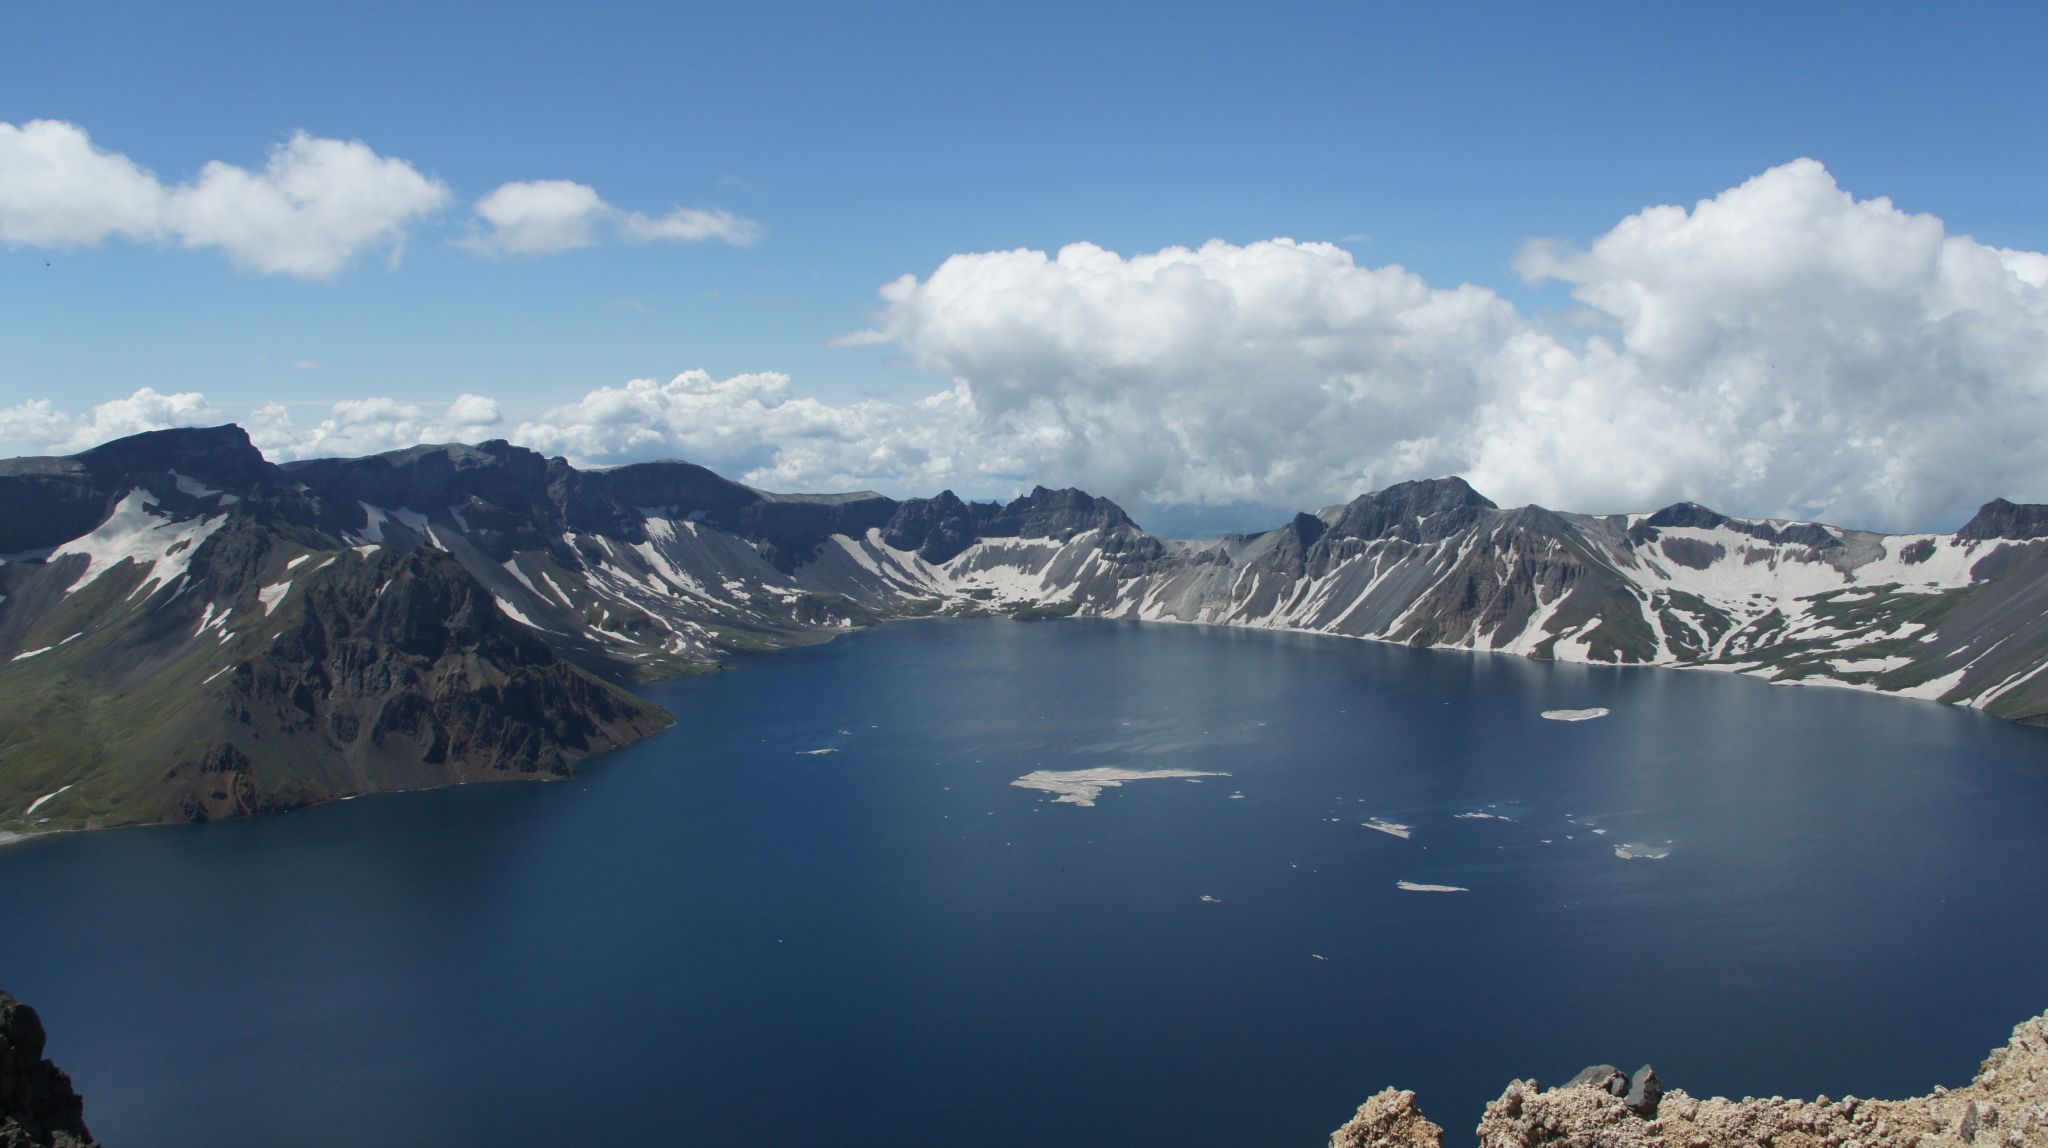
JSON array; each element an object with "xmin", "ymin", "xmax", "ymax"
[
  {"xmin": 463, "ymin": 180, "xmax": 760, "ymax": 254},
  {"xmin": 1488, "ymin": 159, "xmax": 2048, "ymax": 523},
  {"xmin": 6, "ymin": 160, "xmax": 2045, "ymax": 533},
  {"xmin": 0, "ymin": 388, "xmax": 219, "ymax": 456},
  {"xmin": 0, "ymin": 120, "xmax": 166, "ymax": 247},
  {"xmin": 804, "ymin": 160, "xmax": 2048, "ymax": 529},
  {"xmin": 512, "ymin": 370, "xmax": 967, "ymax": 492},
  {"xmin": 247, "ymin": 396, "xmax": 515, "ymax": 460},
  {"xmin": 0, "ymin": 121, "xmax": 449, "ymax": 278},
  {"xmin": 461, "ymin": 180, "xmax": 610, "ymax": 254},
  {"xmin": 163, "ymin": 133, "xmax": 451, "ymax": 276},
  {"xmin": 618, "ymin": 206, "xmax": 760, "ymax": 246}
]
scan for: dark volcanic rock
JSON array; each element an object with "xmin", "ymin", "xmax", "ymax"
[
  {"xmin": 72, "ymin": 423, "xmax": 269, "ymax": 491},
  {"xmin": 1625, "ymin": 1064, "xmax": 1662, "ymax": 1117},
  {"xmin": 884, "ymin": 486, "xmax": 1140, "ymax": 564},
  {"xmin": 1565, "ymin": 1064, "xmax": 1630, "ymax": 1096},
  {"xmin": 0, "ymin": 991, "xmax": 96, "ymax": 1148},
  {"xmin": 155, "ymin": 545, "xmax": 672, "ymax": 822},
  {"xmin": 883, "ymin": 490, "xmax": 979, "ymax": 563},
  {"xmin": 1326, "ymin": 477, "xmax": 1496, "ymax": 544},
  {"xmin": 1957, "ymin": 498, "xmax": 2048, "ymax": 541}
]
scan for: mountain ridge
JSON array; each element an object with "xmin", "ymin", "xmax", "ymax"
[{"xmin": 6, "ymin": 424, "xmax": 2048, "ymax": 835}]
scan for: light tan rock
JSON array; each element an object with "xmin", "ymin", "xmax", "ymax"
[
  {"xmin": 1331, "ymin": 1088, "xmax": 1447, "ymax": 1148},
  {"xmin": 1330, "ymin": 1009, "xmax": 2048, "ymax": 1148}
]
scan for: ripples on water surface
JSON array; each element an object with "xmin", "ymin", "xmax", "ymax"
[{"xmin": 4, "ymin": 619, "xmax": 2045, "ymax": 1146}]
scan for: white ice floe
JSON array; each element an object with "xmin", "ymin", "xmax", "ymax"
[
  {"xmin": 1363, "ymin": 818, "xmax": 1413, "ymax": 839},
  {"xmin": 1396, "ymin": 880, "xmax": 1469, "ymax": 893},
  {"xmin": 1614, "ymin": 843, "xmax": 1671, "ymax": 860},
  {"xmin": 1010, "ymin": 767, "xmax": 1229, "ymax": 807},
  {"xmin": 797, "ymin": 748, "xmax": 839, "ymax": 756},
  {"xmin": 1454, "ymin": 811, "xmax": 1514, "ymax": 822},
  {"xmin": 23, "ymin": 784, "xmax": 74, "ymax": 817},
  {"xmin": 1541, "ymin": 707, "xmax": 1610, "ymax": 722},
  {"xmin": 1199, "ymin": 894, "xmax": 1222, "ymax": 904}
]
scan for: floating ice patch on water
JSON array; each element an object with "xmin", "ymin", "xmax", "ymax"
[
  {"xmin": 23, "ymin": 784, "xmax": 74, "ymax": 817},
  {"xmin": 1010, "ymin": 767, "xmax": 1229, "ymax": 807},
  {"xmin": 1455, "ymin": 811, "xmax": 1514, "ymax": 822},
  {"xmin": 797, "ymin": 748, "xmax": 839, "ymax": 756},
  {"xmin": 1228, "ymin": 791, "xmax": 1245, "ymax": 800},
  {"xmin": 1541, "ymin": 708, "xmax": 1610, "ymax": 722},
  {"xmin": 1614, "ymin": 843, "xmax": 1672, "ymax": 860},
  {"xmin": 1363, "ymin": 818, "xmax": 1413, "ymax": 839},
  {"xmin": 1396, "ymin": 881, "xmax": 1469, "ymax": 893},
  {"xmin": 1199, "ymin": 895, "xmax": 1222, "ymax": 904}
]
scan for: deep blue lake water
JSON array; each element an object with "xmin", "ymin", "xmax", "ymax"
[{"xmin": 4, "ymin": 618, "xmax": 2047, "ymax": 1146}]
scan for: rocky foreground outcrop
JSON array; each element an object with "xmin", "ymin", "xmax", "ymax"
[
  {"xmin": 1332, "ymin": 1009, "xmax": 2048, "ymax": 1148},
  {"xmin": 0, "ymin": 992, "xmax": 96, "ymax": 1148}
]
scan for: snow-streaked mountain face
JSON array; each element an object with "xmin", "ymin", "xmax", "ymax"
[{"xmin": 5, "ymin": 425, "xmax": 2048, "ymax": 832}]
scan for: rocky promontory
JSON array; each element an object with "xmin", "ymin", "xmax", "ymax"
[
  {"xmin": 0, "ymin": 992, "xmax": 96, "ymax": 1148},
  {"xmin": 1332, "ymin": 1009, "xmax": 2048, "ymax": 1147}
]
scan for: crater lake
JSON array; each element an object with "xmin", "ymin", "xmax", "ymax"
[{"xmin": 4, "ymin": 618, "xmax": 2046, "ymax": 1146}]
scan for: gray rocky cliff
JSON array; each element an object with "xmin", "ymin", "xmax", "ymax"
[{"xmin": 0, "ymin": 992, "xmax": 96, "ymax": 1148}]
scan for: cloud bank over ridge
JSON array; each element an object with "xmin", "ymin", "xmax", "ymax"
[{"xmin": 6, "ymin": 159, "xmax": 2045, "ymax": 532}]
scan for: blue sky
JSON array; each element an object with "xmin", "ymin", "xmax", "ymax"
[{"xmin": 3, "ymin": 1, "xmax": 2046, "ymax": 531}]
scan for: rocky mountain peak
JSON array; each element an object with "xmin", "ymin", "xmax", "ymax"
[
  {"xmin": 1957, "ymin": 498, "xmax": 2048, "ymax": 542},
  {"xmin": 1326, "ymin": 476, "xmax": 1497, "ymax": 543},
  {"xmin": 1633, "ymin": 500, "xmax": 1841, "ymax": 551},
  {"xmin": 282, "ymin": 439, "xmax": 557, "ymax": 521},
  {"xmin": 1641, "ymin": 501, "xmax": 1728, "ymax": 530},
  {"xmin": 1000, "ymin": 485, "xmax": 1138, "ymax": 536},
  {"xmin": 71, "ymin": 423, "xmax": 269, "ymax": 490}
]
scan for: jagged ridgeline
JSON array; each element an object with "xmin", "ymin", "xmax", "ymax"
[{"xmin": 6, "ymin": 424, "xmax": 2048, "ymax": 833}]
